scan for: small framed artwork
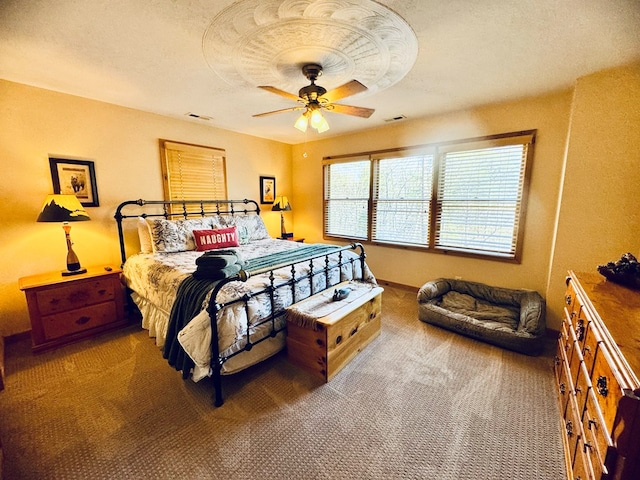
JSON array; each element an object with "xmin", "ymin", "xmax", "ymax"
[
  {"xmin": 49, "ymin": 157, "xmax": 100, "ymax": 207},
  {"xmin": 260, "ymin": 175, "xmax": 275, "ymax": 204}
]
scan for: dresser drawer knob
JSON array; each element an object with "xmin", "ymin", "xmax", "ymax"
[
  {"xmin": 588, "ymin": 419, "xmax": 597, "ymax": 431},
  {"xmin": 576, "ymin": 320, "xmax": 585, "ymax": 341},
  {"xmin": 559, "ymin": 382, "xmax": 566, "ymax": 394},
  {"xmin": 565, "ymin": 420, "xmax": 573, "ymax": 437},
  {"xmin": 565, "ymin": 295, "xmax": 572, "ymax": 305},
  {"xmin": 76, "ymin": 316, "xmax": 91, "ymax": 325},
  {"xmin": 596, "ymin": 376, "xmax": 608, "ymax": 397},
  {"xmin": 350, "ymin": 326, "xmax": 358, "ymax": 337},
  {"xmin": 583, "ymin": 441, "xmax": 593, "ymax": 453},
  {"xmin": 554, "ymin": 356, "xmax": 560, "ymax": 366},
  {"xmin": 335, "ymin": 335, "xmax": 342, "ymax": 345}
]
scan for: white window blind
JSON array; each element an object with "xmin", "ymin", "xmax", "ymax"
[
  {"xmin": 435, "ymin": 136, "xmax": 532, "ymax": 258},
  {"xmin": 372, "ymin": 153, "xmax": 434, "ymax": 246},
  {"xmin": 324, "ymin": 159, "xmax": 370, "ymax": 239},
  {"xmin": 161, "ymin": 140, "xmax": 227, "ymax": 208}
]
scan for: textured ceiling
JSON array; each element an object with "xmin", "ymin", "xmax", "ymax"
[{"xmin": 1, "ymin": 0, "xmax": 639, "ymax": 144}]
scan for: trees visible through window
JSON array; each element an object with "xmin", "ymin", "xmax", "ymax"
[{"xmin": 323, "ymin": 130, "xmax": 535, "ymax": 261}]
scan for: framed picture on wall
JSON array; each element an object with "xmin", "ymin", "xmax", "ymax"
[
  {"xmin": 260, "ymin": 175, "xmax": 275, "ymax": 204},
  {"xmin": 49, "ymin": 157, "xmax": 100, "ymax": 207}
]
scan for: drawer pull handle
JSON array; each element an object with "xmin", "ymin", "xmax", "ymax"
[
  {"xmin": 335, "ymin": 335, "xmax": 342, "ymax": 345},
  {"xmin": 565, "ymin": 295, "xmax": 572, "ymax": 305},
  {"xmin": 559, "ymin": 382, "xmax": 566, "ymax": 394},
  {"xmin": 350, "ymin": 327, "xmax": 358, "ymax": 337},
  {"xmin": 565, "ymin": 420, "xmax": 573, "ymax": 437},
  {"xmin": 97, "ymin": 289, "xmax": 107, "ymax": 295},
  {"xmin": 596, "ymin": 376, "xmax": 608, "ymax": 397},
  {"xmin": 576, "ymin": 320, "xmax": 585, "ymax": 341},
  {"xmin": 583, "ymin": 441, "xmax": 593, "ymax": 453},
  {"xmin": 554, "ymin": 356, "xmax": 560, "ymax": 366},
  {"xmin": 588, "ymin": 419, "xmax": 597, "ymax": 430},
  {"xmin": 76, "ymin": 316, "xmax": 91, "ymax": 325},
  {"xmin": 583, "ymin": 345, "xmax": 591, "ymax": 354}
]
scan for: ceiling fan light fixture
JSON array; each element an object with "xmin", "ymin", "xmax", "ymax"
[
  {"xmin": 294, "ymin": 112, "xmax": 309, "ymax": 132},
  {"xmin": 309, "ymin": 108, "xmax": 324, "ymax": 129},
  {"xmin": 316, "ymin": 115, "xmax": 330, "ymax": 133}
]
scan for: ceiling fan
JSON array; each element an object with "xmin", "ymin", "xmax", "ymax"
[{"xmin": 253, "ymin": 64, "xmax": 375, "ymax": 133}]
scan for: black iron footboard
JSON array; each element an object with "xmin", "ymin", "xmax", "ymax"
[{"xmin": 206, "ymin": 242, "xmax": 368, "ymax": 407}]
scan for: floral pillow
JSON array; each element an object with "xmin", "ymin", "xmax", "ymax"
[
  {"xmin": 219, "ymin": 214, "xmax": 270, "ymax": 242},
  {"xmin": 146, "ymin": 217, "xmax": 214, "ymax": 253}
]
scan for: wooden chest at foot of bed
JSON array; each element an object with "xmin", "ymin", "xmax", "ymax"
[{"xmin": 286, "ymin": 282, "xmax": 383, "ymax": 382}]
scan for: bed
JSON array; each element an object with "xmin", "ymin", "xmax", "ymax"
[{"xmin": 115, "ymin": 198, "xmax": 376, "ymax": 406}]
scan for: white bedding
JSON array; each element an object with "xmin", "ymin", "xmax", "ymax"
[{"xmin": 122, "ymin": 238, "xmax": 375, "ymax": 380}]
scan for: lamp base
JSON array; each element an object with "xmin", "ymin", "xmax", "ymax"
[{"xmin": 61, "ymin": 268, "xmax": 87, "ymax": 276}]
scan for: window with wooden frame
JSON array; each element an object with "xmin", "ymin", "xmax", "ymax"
[
  {"xmin": 323, "ymin": 130, "xmax": 536, "ymax": 261},
  {"xmin": 160, "ymin": 140, "xmax": 227, "ymax": 211}
]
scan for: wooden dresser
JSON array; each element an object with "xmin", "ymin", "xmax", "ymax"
[{"xmin": 555, "ymin": 271, "xmax": 640, "ymax": 480}]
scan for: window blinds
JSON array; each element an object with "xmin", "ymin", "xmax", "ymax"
[
  {"xmin": 161, "ymin": 140, "xmax": 227, "ymax": 206},
  {"xmin": 324, "ymin": 159, "xmax": 370, "ymax": 239},
  {"xmin": 434, "ymin": 135, "xmax": 532, "ymax": 258},
  {"xmin": 372, "ymin": 153, "xmax": 434, "ymax": 246}
]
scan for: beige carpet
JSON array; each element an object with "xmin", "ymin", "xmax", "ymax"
[{"xmin": 0, "ymin": 285, "xmax": 566, "ymax": 479}]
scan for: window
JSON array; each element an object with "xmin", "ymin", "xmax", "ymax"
[
  {"xmin": 160, "ymin": 140, "xmax": 227, "ymax": 212},
  {"xmin": 323, "ymin": 131, "xmax": 535, "ymax": 261}
]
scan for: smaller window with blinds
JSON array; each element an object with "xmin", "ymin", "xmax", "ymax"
[
  {"xmin": 160, "ymin": 140, "xmax": 227, "ymax": 212},
  {"xmin": 323, "ymin": 130, "xmax": 535, "ymax": 262}
]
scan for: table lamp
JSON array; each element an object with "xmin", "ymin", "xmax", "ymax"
[
  {"xmin": 37, "ymin": 194, "xmax": 90, "ymax": 276},
  {"xmin": 272, "ymin": 196, "xmax": 292, "ymax": 239}
]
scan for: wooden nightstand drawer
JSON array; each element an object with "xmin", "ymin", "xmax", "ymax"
[
  {"xmin": 19, "ymin": 265, "xmax": 127, "ymax": 352},
  {"xmin": 35, "ymin": 277, "xmax": 115, "ymax": 316},
  {"xmin": 41, "ymin": 301, "xmax": 118, "ymax": 340}
]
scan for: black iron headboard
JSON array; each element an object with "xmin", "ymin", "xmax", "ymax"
[{"xmin": 114, "ymin": 198, "xmax": 260, "ymax": 265}]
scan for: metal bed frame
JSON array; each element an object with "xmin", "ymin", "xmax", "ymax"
[{"xmin": 114, "ymin": 199, "xmax": 368, "ymax": 406}]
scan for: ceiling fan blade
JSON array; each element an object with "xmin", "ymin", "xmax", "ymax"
[
  {"xmin": 258, "ymin": 86, "xmax": 302, "ymax": 102},
  {"xmin": 321, "ymin": 80, "xmax": 368, "ymax": 103},
  {"xmin": 252, "ymin": 106, "xmax": 305, "ymax": 118},
  {"xmin": 328, "ymin": 104, "xmax": 375, "ymax": 118}
]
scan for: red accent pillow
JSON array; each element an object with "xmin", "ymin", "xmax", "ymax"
[{"xmin": 193, "ymin": 227, "xmax": 240, "ymax": 251}]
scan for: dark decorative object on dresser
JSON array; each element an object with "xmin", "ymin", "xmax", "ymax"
[{"xmin": 597, "ymin": 252, "xmax": 640, "ymax": 290}]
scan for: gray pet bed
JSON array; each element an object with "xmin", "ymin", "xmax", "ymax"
[{"xmin": 417, "ymin": 278, "xmax": 546, "ymax": 355}]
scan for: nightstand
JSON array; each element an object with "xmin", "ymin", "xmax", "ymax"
[{"xmin": 18, "ymin": 265, "xmax": 127, "ymax": 352}]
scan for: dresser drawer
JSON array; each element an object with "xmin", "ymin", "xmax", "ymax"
[
  {"xmin": 574, "ymin": 361, "xmax": 591, "ymax": 417},
  {"xmin": 581, "ymin": 321, "xmax": 602, "ymax": 377},
  {"xmin": 565, "ymin": 395, "xmax": 582, "ymax": 466},
  {"xmin": 576, "ymin": 434, "xmax": 597, "ymax": 480},
  {"xmin": 591, "ymin": 344, "xmax": 623, "ymax": 436},
  {"xmin": 35, "ymin": 278, "xmax": 116, "ymax": 316},
  {"xmin": 41, "ymin": 301, "xmax": 118, "ymax": 340},
  {"xmin": 555, "ymin": 339, "xmax": 572, "ymax": 417},
  {"xmin": 564, "ymin": 280, "xmax": 580, "ymax": 324},
  {"xmin": 583, "ymin": 389, "xmax": 616, "ymax": 477}
]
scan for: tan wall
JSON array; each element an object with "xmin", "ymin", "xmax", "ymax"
[
  {"xmin": 0, "ymin": 80, "xmax": 292, "ymax": 337},
  {"xmin": 546, "ymin": 62, "xmax": 640, "ymax": 325}
]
